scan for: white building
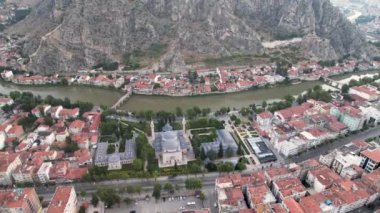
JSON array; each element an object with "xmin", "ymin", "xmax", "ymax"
[
  {"xmin": 0, "ymin": 131, "xmax": 5, "ymax": 150},
  {"xmin": 37, "ymin": 162, "xmax": 52, "ymax": 183},
  {"xmin": 1, "ymin": 70, "xmax": 14, "ymax": 81},
  {"xmin": 331, "ymin": 152, "xmax": 362, "ymax": 175},
  {"xmin": 256, "ymin": 111, "xmax": 274, "ymax": 127},
  {"xmin": 359, "ymin": 106, "xmax": 380, "ymax": 125},
  {"xmin": 276, "ymin": 137, "xmax": 307, "ymax": 157}
]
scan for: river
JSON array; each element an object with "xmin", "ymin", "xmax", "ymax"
[
  {"xmin": 0, "ymin": 82, "xmax": 124, "ymax": 107},
  {"xmin": 0, "ymin": 70, "xmax": 378, "ymax": 112}
]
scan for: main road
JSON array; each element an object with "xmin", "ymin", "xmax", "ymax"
[{"xmin": 290, "ymin": 127, "xmax": 380, "ymax": 163}]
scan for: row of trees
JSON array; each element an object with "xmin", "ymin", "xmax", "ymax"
[
  {"xmin": 133, "ymin": 106, "xmax": 212, "ymax": 122},
  {"xmin": 205, "ymin": 160, "xmax": 246, "ymax": 172},
  {"xmin": 5, "ymin": 91, "xmax": 93, "ymax": 115}
]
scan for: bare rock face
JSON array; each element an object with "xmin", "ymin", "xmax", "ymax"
[{"xmin": 8, "ymin": 0, "xmax": 378, "ymax": 73}]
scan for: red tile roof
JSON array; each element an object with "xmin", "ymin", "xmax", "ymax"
[
  {"xmin": 46, "ymin": 186, "xmax": 74, "ymax": 213},
  {"xmin": 257, "ymin": 111, "xmax": 273, "ymax": 120},
  {"xmin": 299, "ymin": 196, "xmax": 321, "ymax": 213},
  {"xmin": 361, "ymin": 148, "xmax": 380, "ymax": 163},
  {"xmin": 284, "ymin": 197, "xmax": 305, "ymax": 213},
  {"xmin": 248, "ymin": 184, "xmax": 273, "ymax": 206},
  {"xmin": 274, "ymin": 178, "xmax": 305, "ymax": 198},
  {"xmin": 69, "ymin": 120, "xmax": 85, "ymax": 130}
]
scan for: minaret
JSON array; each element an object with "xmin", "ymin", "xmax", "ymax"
[
  {"xmin": 150, "ymin": 120, "xmax": 155, "ymax": 140},
  {"xmin": 182, "ymin": 116, "xmax": 186, "ymax": 133}
]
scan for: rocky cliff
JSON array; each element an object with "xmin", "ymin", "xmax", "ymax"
[{"xmin": 7, "ymin": 0, "xmax": 379, "ymax": 72}]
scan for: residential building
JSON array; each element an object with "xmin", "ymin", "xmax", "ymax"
[
  {"xmin": 264, "ymin": 167, "xmax": 299, "ymax": 183},
  {"xmin": 74, "ymin": 149, "xmax": 93, "ymax": 166},
  {"xmin": 218, "ymin": 188, "xmax": 246, "ymax": 213},
  {"xmin": 256, "ymin": 111, "xmax": 274, "ymax": 127},
  {"xmin": 12, "ymin": 163, "xmax": 40, "ymax": 184},
  {"xmin": 361, "ymin": 169, "xmax": 380, "ymax": 192},
  {"xmin": 349, "ymin": 85, "xmax": 379, "ymax": 101},
  {"xmin": 276, "ymin": 137, "xmax": 307, "ymax": 157},
  {"xmin": 0, "ymin": 152, "xmax": 22, "ymax": 185},
  {"xmin": 330, "ymin": 106, "xmax": 365, "ymax": 131},
  {"xmin": 360, "ymin": 148, "xmax": 380, "ymax": 172},
  {"xmin": 331, "ymin": 152, "xmax": 362, "ymax": 175},
  {"xmin": 69, "ymin": 120, "xmax": 86, "ymax": 134},
  {"xmin": 46, "ymin": 186, "xmax": 78, "ymax": 213},
  {"xmin": 246, "ymin": 184, "xmax": 276, "ymax": 209},
  {"xmin": 274, "ymin": 103, "xmax": 313, "ymax": 122},
  {"xmin": 6, "ymin": 125, "xmax": 24, "ymax": 139},
  {"xmin": 272, "ymin": 178, "xmax": 306, "ymax": 201},
  {"xmin": 0, "ymin": 188, "xmax": 42, "ymax": 213},
  {"xmin": 340, "ymin": 165, "xmax": 365, "ymax": 180},
  {"xmin": 306, "ymin": 166, "xmax": 343, "ymax": 192},
  {"xmin": 37, "ymin": 162, "xmax": 52, "ymax": 183},
  {"xmin": 283, "ymin": 197, "xmax": 305, "ymax": 213}
]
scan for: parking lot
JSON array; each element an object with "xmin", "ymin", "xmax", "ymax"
[{"xmin": 107, "ymin": 189, "xmax": 218, "ymax": 213}]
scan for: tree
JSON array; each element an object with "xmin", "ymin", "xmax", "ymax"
[
  {"xmin": 91, "ymin": 193, "xmax": 99, "ymax": 207},
  {"xmin": 152, "ymin": 183, "xmax": 162, "ymax": 201},
  {"xmin": 164, "ymin": 183, "xmax": 174, "ymax": 194},
  {"xmin": 96, "ymin": 188, "xmax": 120, "ymax": 208},
  {"xmin": 175, "ymin": 107, "xmax": 183, "ymax": 117},
  {"xmin": 262, "ymin": 101, "xmax": 267, "ymax": 109},
  {"xmin": 200, "ymin": 147, "xmax": 207, "ymax": 160},
  {"xmin": 206, "ymin": 162, "xmax": 218, "ymax": 172},
  {"xmin": 80, "ymin": 189, "xmax": 87, "ymax": 198},
  {"xmin": 188, "ymin": 163, "xmax": 202, "ymax": 174},
  {"xmin": 44, "ymin": 117, "xmax": 54, "ymax": 126},
  {"xmin": 207, "ymin": 150, "xmax": 217, "ymax": 160},
  {"xmin": 199, "ymin": 191, "xmax": 206, "ymax": 208},
  {"xmin": 132, "ymin": 159, "xmax": 143, "ymax": 171},
  {"xmin": 63, "ymin": 139, "xmax": 79, "ymax": 154},
  {"xmin": 202, "ymin": 108, "xmax": 211, "ymax": 116},
  {"xmin": 235, "ymin": 162, "xmax": 247, "ymax": 171},
  {"xmin": 341, "ymin": 84, "xmax": 350, "ymax": 94},
  {"xmin": 284, "ymin": 94, "xmax": 294, "ymax": 105},
  {"xmin": 218, "ymin": 162, "xmax": 234, "ymax": 173},
  {"xmin": 61, "ymin": 78, "xmax": 69, "ymax": 85},
  {"xmin": 237, "ymin": 143, "xmax": 244, "ymax": 156},
  {"xmin": 186, "ymin": 108, "xmax": 197, "ymax": 119},
  {"xmin": 185, "ymin": 178, "xmax": 203, "ymax": 190},
  {"xmin": 225, "ymin": 146, "xmax": 234, "ymax": 158},
  {"xmin": 234, "ymin": 118, "xmax": 241, "ymax": 126},
  {"xmin": 218, "ymin": 143, "xmax": 224, "ymax": 158}
]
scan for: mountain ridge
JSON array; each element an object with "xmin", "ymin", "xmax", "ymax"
[{"xmin": 7, "ymin": 0, "xmax": 379, "ymax": 72}]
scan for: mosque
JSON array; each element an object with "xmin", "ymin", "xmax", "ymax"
[{"xmin": 151, "ymin": 117, "xmax": 195, "ymax": 168}]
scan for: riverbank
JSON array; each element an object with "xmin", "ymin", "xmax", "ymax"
[{"xmin": 0, "ymin": 70, "xmax": 378, "ymax": 112}]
